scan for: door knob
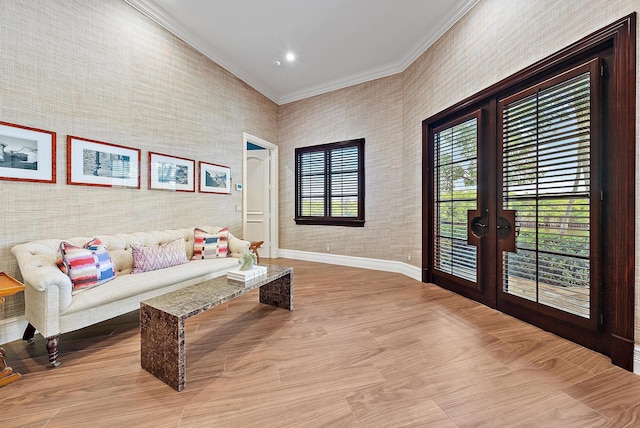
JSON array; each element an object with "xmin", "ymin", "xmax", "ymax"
[
  {"xmin": 471, "ymin": 219, "xmax": 488, "ymax": 238},
  {"xmin": 467, "ymin": 208, "xmax": 489, "ymax": 247},
  {"xmin": 498, "ymin": 210, "xmax": 516, "ymax": 253}
]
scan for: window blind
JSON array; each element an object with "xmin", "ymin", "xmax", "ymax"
[
  {"xmin": 433, "ymin": 118, "xmax": 478, "ymax": 283},
  {"xmin": 502, "ymin": 71, "xmax": 591, "ymax": 318},
  {"xmin": 295, "ymin": 138, "xmax": 364, "ymax": 226}
]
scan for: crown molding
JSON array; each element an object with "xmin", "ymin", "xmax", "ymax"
[
  {"xmin": 279, "ymin": 0, "xmax": 480, "ymax": 104},
  {"xmin": 122, "ymin": 0, "xmax": 280, "ymax": 104},
  {"xmin": 398, "ymin": 0, "xmax": 480, "ymax": 71},
  {"xmin": 277, "ymin": 61, "xmax": 404, "ymax": 105},
  {"xmin": 123, "ymin": 0, "xmax": 479, "ymax": 105}
]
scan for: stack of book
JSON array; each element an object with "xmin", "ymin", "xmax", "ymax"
[{"xmin": 227, "ymin": 265, "xmax": 267, "ymax": 282}]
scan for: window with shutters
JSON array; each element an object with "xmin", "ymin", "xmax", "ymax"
[{"xmin": 295, "ymin": 138, "xmax": 365, "ymax": 227}]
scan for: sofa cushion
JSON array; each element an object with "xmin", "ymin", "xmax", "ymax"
[
  {"xmin": 62, "ymin": 256, "xmax": 239, "ymax": 316},
  {"xmin": 192, "ymin": 227, "xmax": 228, "ymax": 259},
  {"xmin": 58, "ymin": 240, "xmax": 116, "ymax": 295},
  {"xmin": 131, "ymin": 237, "xmax": 188, "ymax": 273}
]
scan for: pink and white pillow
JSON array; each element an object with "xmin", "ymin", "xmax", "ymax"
[
  {"xmin": 131, "ymin": 237, "xmax": 188, "ymax": 273},
  {"xmin": 58, "ymin": 238, "xmax": 116, "ymax": 295},
  {"xmin": 192, "ymin": 227, "xmax": 229, "ymax": 259},
  {"xmin": 56, "ymin": 237, "xmax": 103, "ymax": 274}
]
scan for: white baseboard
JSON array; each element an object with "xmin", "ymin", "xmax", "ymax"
[
  {"xmin": 277, "ymin": 248, "xmax": 422, "ymax": 281},
  {"xmin": 5, "ymin": 253, "xmax": 638, "ymax": 373},
  {"xmin": 1, "ymin": 251, "xmax": 420, "ymax": 346},
  {"xmin": 0, "ymin": 317, "xmax": 28, "ymax": 345},
  {"xmin": 278, "ymin": 249, "xmax": 640, "ymax": 376}
]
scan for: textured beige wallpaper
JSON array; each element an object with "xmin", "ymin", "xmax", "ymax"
[
  {"xmin": 3, "ymin": 0, "xmax": 640, "ymax": 345},
  {"xmin": 402, "ymin": 0, "xmax": 640, "ymax": 345},
  {"xmin": 279, "ymin": 76, "xmax": 405, "ymax": 259},
  {"xmin": 279, "ymin": 0, "xmax": 640, "ymax": 341},
  {"xmin": 0, "ymin": 0, "xmax": 278, "ymax": 306}
]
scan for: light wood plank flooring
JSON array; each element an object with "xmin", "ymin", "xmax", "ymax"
[{"xmin": 1, "ymin": 259, "xmax": 640, "ymax": 427}]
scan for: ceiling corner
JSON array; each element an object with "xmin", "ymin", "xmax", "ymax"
[{"xmin": 122, "ymin": 0, "xmax": 281, "ymax": 104}]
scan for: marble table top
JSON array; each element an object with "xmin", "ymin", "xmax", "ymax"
[{"xmin": 141, "ymin": 264, "xmax": 292, "ymax": 319}]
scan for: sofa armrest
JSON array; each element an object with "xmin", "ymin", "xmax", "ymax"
[
  {"xmin": 228, "ymin": 235, "xmax": 251, "ymax": 258},
  {"xmin": 11, "ymin": 243, "xmax": 73, "ymax": 293},
  {"xmin": 24, "ymin": 281, "xmax": 61, "ymax": 339},
  {"xmin": 11, "ymin": 243, "xmax": 74, "ymax": 322}
]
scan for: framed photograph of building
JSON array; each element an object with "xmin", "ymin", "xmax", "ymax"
[
  {"xmin": 199, "ymin": 161, "xmax": 231, "ymax": 194},
  {"xmin": 0, "ymin": 121, "xmax": 56, "ymax": 183},
  {"xmin": 67, "ymin": 136, "xmax": 140, "ymax": 188},
  {"xmin": 149, "ymin": 151, "xmax": 195, "ymax": 192}
]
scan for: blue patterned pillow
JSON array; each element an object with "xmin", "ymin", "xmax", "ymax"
[
  {"xmin": 59, "ymin": 239, "xmax": 116, "ymax": 295},
  {"xmin": 192, "ymin": 227, "xmax": 229, "ymax": 259}
]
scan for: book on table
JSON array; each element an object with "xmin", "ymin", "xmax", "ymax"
[{"xmin": 227, "ymin": 265, "xmax": 267, "ymax": 282}]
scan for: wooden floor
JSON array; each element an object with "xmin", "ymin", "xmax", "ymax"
[{"xmin": 1, "ymin": 259, "xmax": 640, "ymax": 427}]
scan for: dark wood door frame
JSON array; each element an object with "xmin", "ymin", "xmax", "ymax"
[{"xmin": 422, "ymin": 14, "xmax": 636, "ymax": 370}]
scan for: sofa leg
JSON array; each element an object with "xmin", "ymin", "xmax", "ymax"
[
  {"xmin": 46, "ymin": 336, "xmax": 60, "ymax": 367},
  {"xmin": 23, "ymin": 323, "xmax": 36, "ymax": 344}
]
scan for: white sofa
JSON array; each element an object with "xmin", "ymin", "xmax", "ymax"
[{"xmin": 11, "ymin": 226, "xmax": 250, "ymax": 367}]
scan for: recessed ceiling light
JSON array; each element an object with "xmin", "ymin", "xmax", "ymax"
[
  {"xmin": 273, "ymin": 60, "xmax": 282, "ymax": 67},
  {"xmin": 286, "ymin": 52, "xmax": 295, "ymax": 62}
]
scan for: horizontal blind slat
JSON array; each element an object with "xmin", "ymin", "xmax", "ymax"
[{"xmin": 501, "ymin": 70, "xmax": 591, "ymax": 318}]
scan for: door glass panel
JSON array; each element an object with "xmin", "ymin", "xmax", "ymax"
[
  {"xmin": 434, "ymin": 118, "xmax": 478, "ymax": 283},
  {"xmin": 502, "ymin": 72, "xmax": 591, "ymax": 318}
]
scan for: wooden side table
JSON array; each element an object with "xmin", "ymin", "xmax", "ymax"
[{"xmin": 0, "ymin": 272, "xmax": 25, "ymax": 388}]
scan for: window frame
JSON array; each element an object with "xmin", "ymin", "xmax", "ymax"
[{"xmin": 295, "ymin": 138, "xmax": 365, "ymax": 227}]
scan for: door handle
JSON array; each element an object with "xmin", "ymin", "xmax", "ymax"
[
  {"xmin": 496, "ymin": 221, "xmax": 510, "ymax": 237},
  {"xmin": 467, "ymin": 208, "xmax": 489, "ymax": 247},
  {"xmin": 498, "ymin": 210, "xmax": 516, "ymax": 253},
  {"xmin": 472, "ymin": 220, "xmax": 489, "ymax": 238}
]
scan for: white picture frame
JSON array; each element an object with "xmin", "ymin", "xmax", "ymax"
[
  {"xmin": 199, "ymin": 161, "xmax": 231, "ymax": 194},
  {"xmin": 67, "ymin": 136, "xmax": 140, "ymax": 188},
  {"xmin": 0, "ymin": 121, "xmax": 56, "ymax": 183},
  {"xmin": 149, "ymin": 151, "xmax": 195, "ymax": 192}
]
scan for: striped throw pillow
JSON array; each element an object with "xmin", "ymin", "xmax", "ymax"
[
  {"xmin": 56, "ymin": 237, "xmax": 103, "ymax": 274},
  {"xmin": 192, "ymin": 227, "xmax": 228, "ymax": 259},
  {"xmin": 59, "ymin": 239, "xmax": 116, "ymax": 294}
]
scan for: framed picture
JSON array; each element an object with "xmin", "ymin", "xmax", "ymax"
[
  {"xmin": 199, "ymin": 161, "xmax": 231, "ymax": 194},
  {"xmin": 149, "ymin": 152, "xmax": 195, "ymax": 192},
  {"xmin": 67, "ymin": 136, "xmax": 140, "ymax": 188},
  {"xmin": 0, "ymin": 121, "xmax": 56, "ymax": 183}
]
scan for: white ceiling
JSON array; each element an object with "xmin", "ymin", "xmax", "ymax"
[{"xmin": 124, "ymin": 0, "xmax": 479, "ymax": 105}]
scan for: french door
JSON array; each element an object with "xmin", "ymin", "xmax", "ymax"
[
  {"xmin": 497, "ymin": 61, "xmax": 601, "ymax": 331},
  {"xmin": 424, "ymin": 15, "xmax": 635, "ymax": 367},
  {"xmin": 428, "ymin": 61, "xmax": 601, "ymax": 346}
]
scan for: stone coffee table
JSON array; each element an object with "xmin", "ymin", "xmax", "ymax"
[{"xmin": 140, "ymin": 264, "xmax": 292, "ymax": 391}]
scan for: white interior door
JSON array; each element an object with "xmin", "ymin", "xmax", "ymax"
[
  {"xmin": 246, "ymin": 149, "xmax": 270, "ymax": 252},
  {"xmin": 242, "ymin": 133, "xmax": 278, "ymax": 259}
]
